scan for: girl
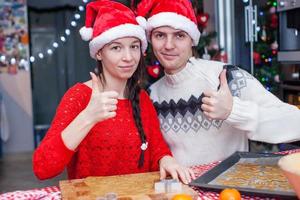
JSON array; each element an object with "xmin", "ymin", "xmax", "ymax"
[{"xmin": 33, "ymin": 0, "xmax": 194, "ymax": 184}]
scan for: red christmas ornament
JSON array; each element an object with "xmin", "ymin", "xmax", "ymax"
[
  {"xmin": 197, "ymin": 13, "xmax": 209, "ymax": 27},
  {"xmin": 270, "ymin": 14, "xmax": 278, "ymax": 29},
  {"xmin": 253, "ymin": 52, "xmax": 261, "ymax": 65},
  {"xmin": 212, "ymin": 51, "xmax": 228, "ymax": 63},
  {"xmin": 147, "ymin": 64, "xmax": 161, "ymax": 78},
  {"xmin": 8, "ymin": 65, "xmax": 18, "ymax": 74}
]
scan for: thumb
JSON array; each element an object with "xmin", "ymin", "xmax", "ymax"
[
  {"xmin": 160, "ymin": 167, "xmax": 167, "ymax": 180},
  {"xmin": 218, "ymin": 69, "xmax": 229, "ymax": 91},
  {"xmin": 90, "ymin": 72, "xmax": 101, "ymax": 93}
]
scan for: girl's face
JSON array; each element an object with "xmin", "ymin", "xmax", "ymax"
[{"xmin": 96, "ymin": 37, "xmax": 141, "ymax": 81}]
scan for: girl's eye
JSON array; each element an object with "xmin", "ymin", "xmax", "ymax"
[
  {"xmin": 131, "ymin": 44, "xmax": 140, "ymax": 49},
  {"xmin": 176, "ymin": 33, "xmax": 186, "ymax": 39}
]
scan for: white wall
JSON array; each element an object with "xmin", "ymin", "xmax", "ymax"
[{"xmin": 0, "ymin": 71, "xmax": 34, "ymax": 153}]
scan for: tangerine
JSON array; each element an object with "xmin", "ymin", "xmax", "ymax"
[
  {"xmin": 219, "ymin": 188, "xmax": 241, "ymax": 200},
  {"xmin": 172, "ymin": 193, "xmax": 193, "ymax": 200}
]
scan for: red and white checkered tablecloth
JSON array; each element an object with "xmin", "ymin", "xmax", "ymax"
[
  {"xmin": 1, "ymin": 149, "xmax": 299, "ymax": 200},
  {"xmin": 0, "ymin": 186, "xmax": 60, "ymax": 200}
]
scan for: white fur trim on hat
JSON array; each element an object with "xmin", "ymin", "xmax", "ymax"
[
  {"xmin": 79, "ymin": 27, "xmax": 93, "ymax": 41},
  {"xmin": 147, "ymin": 12, "xmax": 200, "ymax": 46},
  {"xmin": 89, "ymin": 23, "xmax": 147, "ymax": 59}
]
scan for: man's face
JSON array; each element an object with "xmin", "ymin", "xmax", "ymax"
[{"xmin": 151, "ymin": 26, "xmax": 193, "ymax": 75}]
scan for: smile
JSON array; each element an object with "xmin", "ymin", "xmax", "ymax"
[
  {"xmin": 161, "ymin": 52, "xmax": 177, "ymax": 56},
  {"xmin": 119, "ymin": 65, "xmax": 134, "ymax": 68},
  {"xmin": 161, "ymin": 53, "xmax": 177, "ymax": 60}
]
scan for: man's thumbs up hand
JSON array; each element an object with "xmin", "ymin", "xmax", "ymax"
[{"xmin": 201, "ymin": 69, "xmax": 233, "ymax": 120}]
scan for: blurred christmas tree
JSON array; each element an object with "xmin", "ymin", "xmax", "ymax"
[
  {"xmin": 191, "ymin": 0, "xmax": 223, "ymax": 62},
  {"xmin": 253, "ymin": 0, "xmax": 280, "ymax": 94},
  {"xmin": 249, "ymin": 0, "xmax": 282, "ymax": 153}
]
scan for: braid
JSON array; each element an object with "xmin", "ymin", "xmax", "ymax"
[
  {"xmin": 130, "ymin": 87, "xmax": 147, "ymax": 168},
  {"xmin": 126, "ymin": 54, "xmax": 147, "ymax": 168}
]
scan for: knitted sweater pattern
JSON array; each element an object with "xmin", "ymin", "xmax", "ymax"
[
  {"xmin": 33, "ymin": 83, "xmax": 171, "ymax": 180},
  {"xmin": 149, "ymin": 57, "xmax": 300, "ymax": 166}
]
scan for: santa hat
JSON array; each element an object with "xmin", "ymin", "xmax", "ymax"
[
  {"xmin": 137, "ymin": 0, "xmax": 200, "ymax": 46},
  {"xmin": 79, "ymin": 0, "xmax": 147, "ymax": 59}
]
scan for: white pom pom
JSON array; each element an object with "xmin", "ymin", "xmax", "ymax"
[
  {"xmin": 136, "ymin": 16, "xmax": 147, "ymax": 30},
  {"xmin": 79, "ymin": 26, "xmax": 93, "ymax": 41}
]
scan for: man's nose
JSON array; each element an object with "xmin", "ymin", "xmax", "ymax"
[{"xmin": 164, "ymin": 37, "xmax": 175, "ymax": 49}]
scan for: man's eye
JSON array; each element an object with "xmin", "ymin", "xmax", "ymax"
[
  {"xmin": 111, "ymin": 46, "xmax": 121, "ymax": 50},
  {"xmin": 154, "ymin": 33, "xmax": 164, "ymax": 39}
]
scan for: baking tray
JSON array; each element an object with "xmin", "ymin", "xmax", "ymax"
[{"xmin": 189, "ymin": 151, "xmax": 297, "ymax": 199}]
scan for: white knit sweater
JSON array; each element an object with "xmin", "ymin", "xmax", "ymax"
[{"xmin": 149, "ymin": 57, "xmax": 300, "ymax": 166}]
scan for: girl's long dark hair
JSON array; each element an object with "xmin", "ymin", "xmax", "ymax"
[{"xmin": 96, "ymin": 50, "xmax": 147, "ymax": 168}]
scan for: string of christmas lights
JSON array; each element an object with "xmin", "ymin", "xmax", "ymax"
[
  {"xmin": 29, "ymin": 0, "xmax": 89, "ymax": 64},
  {"xmin": 0, "ymin": 0, "xmax": 89, "ymax": 72}
]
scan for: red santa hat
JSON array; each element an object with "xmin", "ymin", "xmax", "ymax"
[
  {"xmin": 137, "ymin": 0, "xmax": 200, "ymax": 46},
  {"xmin": 79, "ymin": 0, "xmax": 147, "ymax": 59}
]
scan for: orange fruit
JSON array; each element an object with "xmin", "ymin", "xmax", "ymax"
[
  {"xmin": 219, "ymin": 188, "xmax": 241, "ymax": 200},
  {"xmin": 172, "ymin": 194, "xmax": 193, "ymax": 200}
]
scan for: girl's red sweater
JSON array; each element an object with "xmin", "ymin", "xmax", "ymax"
[{"xmin": 33, "ymin": 83, "xmax": 171, "ymax": 180}]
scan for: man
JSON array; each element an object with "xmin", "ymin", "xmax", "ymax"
[{"xmin": 137, "ymin": 0, "xmax": 300, "ymax": 166}]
